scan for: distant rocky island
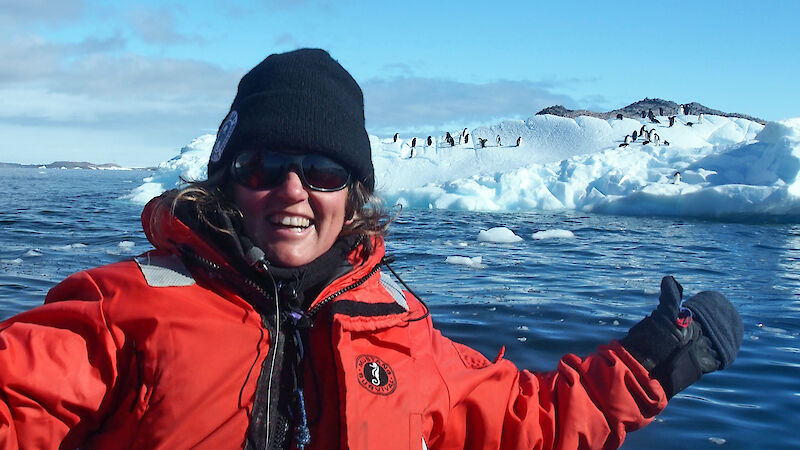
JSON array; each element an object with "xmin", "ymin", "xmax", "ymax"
[
  {"xmin": 537, "ymin": 98, "xmax": 766, "ymax": 124},
  {"xmin": 0, "ymin": 161, "xmax": 135, "ymax": 170}
]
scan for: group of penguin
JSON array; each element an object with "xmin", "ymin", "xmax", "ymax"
[
  {"xmin": 618, "ymin": 106, "xmax": 706, "ymax": 149},
  {"xmin": 618, "ymin": 122, "xmax": 667, "ymax": 148},
  {"xmin": 394, "ymin": 128, "xmax": 523, "ymax": 158}
]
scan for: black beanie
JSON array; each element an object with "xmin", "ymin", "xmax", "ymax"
[{"xmin": 207, "ymin": 48, "xmax": 374, "ymax": 191}]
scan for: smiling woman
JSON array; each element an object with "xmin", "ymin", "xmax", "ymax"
[{"xmin": 0, "ymin": 48, "xmax": 742, "ymax": 450}]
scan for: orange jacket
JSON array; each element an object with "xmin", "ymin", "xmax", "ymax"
[{"xmin": 0, "ymin": 197, "xmax": 667, "ymax": 449}]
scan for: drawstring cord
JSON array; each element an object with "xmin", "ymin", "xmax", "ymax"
[{"xmin": 287, "ymin": 308, "xmax": 312, "ymax": 449}]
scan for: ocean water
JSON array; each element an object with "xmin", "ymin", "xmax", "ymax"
[{"xmin": 1, "ymin": 167, "xmax": 798, "ymax": 449}]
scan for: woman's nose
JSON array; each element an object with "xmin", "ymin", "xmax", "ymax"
[{"xmin": 273, "ymin": 169, "xmax": 308, "ymax": 199}]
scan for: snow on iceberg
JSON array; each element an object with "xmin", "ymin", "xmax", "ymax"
[{"xmin": 128, "ymin": 113, "xmax": 800, "ymax": 220}]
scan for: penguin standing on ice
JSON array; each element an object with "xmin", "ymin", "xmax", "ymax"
[
  {"xmin": 616, "ymin": 113, "xmax": 624, "ymax": 120},
  {"xmin": 460, "ymin": 128, "xmax": 468, "ymax": 144},
  {"xmin": 516, "ymin": 136, "xmax": 522, "ymax": 147},
  {"xmin": 669, "ymin": 116, "xmax": 676, "ymax": 127},
  {"xmin": 672, "ymin": 171, "xmax": 681, "ymax": 184},
  {"xmin": 464, "ymin": 133, "xmax": 469, "ymax": 144},
  {"xmin": 698, "ymin": 113, "xmax": 704, "ymax": 124},
  {"xmin": 619, "ymin": 135, "xmax": 630, "ymax": 148},
  {"xmin": 426, "ymin": 136, "xmax": 433, "ymax": 147},
  {"xmin": 410, "ymin": 137, "xmax": 417, "ymax": 158},
  {"xmin": 445, "ymin": 132, "xmax": 455, "ymax": 147},
  {"xmin": 632, "ymin": 130, "xmax": 638, "ymax": 142},
  {"xmin": 393, "ymin": 132, "xmax": 399, "ymax": 143},
  {"xmin": 679, "ymin": 104, "xmax": 686, "ymax": 115},
  {"xmin": 478, "ymin": 138, "xmax": 487, "ymax": 148},
  {"xmin": 496, "ymin": 135, "xmax": 502, "ymax": 147},
  {"xmin": 640, "ymin": 124, "xmax": 647, "ymax": 135}
]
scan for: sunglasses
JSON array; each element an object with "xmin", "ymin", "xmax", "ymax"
[{"xmin": 231, "ymin": 150, "xmax": 351, "ymax": 192}]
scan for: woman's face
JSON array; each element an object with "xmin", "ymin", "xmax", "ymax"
[{"xmin": 233, "ymin": 168, "xmax": 350, "ymax": 267}]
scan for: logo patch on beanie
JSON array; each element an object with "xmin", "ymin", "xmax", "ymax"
[
  {"xmin": 210, "ymin": 110, "xmax": 238, "ymax": 163},
  {"xmin": 355, "ymin": 355, "xmax": 396, "ymax": 395}
]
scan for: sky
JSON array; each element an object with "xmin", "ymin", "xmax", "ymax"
[{"xmin": 1, "ymin": 0, "xmax": 798, "ymax": 167}]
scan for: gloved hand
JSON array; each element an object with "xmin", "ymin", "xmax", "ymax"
[{"xmin": 620, "ymin": 276, "xmax": 743, "ymax": 398}]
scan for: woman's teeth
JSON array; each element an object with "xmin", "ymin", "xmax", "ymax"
[{"xmin": 271, "ymin": 215, "xmax": 311, "ymax": 229}]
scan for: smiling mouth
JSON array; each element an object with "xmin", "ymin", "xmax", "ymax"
[{"xmin": 269, "ymin": 215, "xmax": 312, "ymax": 231}]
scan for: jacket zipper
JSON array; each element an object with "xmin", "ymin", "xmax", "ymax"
[{"xmin": 306, "ymin": 261, "xmax": 383, "ymax": 319}]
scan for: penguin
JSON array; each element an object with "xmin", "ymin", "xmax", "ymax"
[
  {"xmin": 698, "ymin": 113, "xmax": 704, "ymax": 124},
  {"xmin": 478, "ymin": 138, "xmax": 487, "ymax": 148},
  {"xmin": 652, "ymin": 133, "xmax": 660, "ymax": 145},
  {"xmin": 445, "ymin": 131, "xmax": 453, "ymax": 141},
  {"xmin": 460, "ymin": 128, "xmax": 468, "ymax": 144},
  {"xmin": 496, "ymin": 135, "xmax": 501, "ymax": 147},
  {"xmin": 464, "ymin": 133, "xmax": 469, "ymax": 144},
  {"xmin": 632, "ymin": 130, "xmax": 638, "ymax": 141},
  {"xmin": 641, "ymin": 110, "xmax": 647, "ymax": 118},
  {"xmin": 668, "ymin": 116, "xmax": 676, "ymax": 127},
  {"xmin": 672, "ymin": 171, "xmax": 681, "ymax": 184},
  {"xmin": 447, "ymin": 135, "xmax": 455, "ymax": 146},
  {"xmin": 515, "ymin": 136, "xmax": 522, "ymax": 147},
  {"xmin": 647, "ymin": 109, "xmax": 656, "ymax": 121},
  {"xmin": 623, "ymin": 135, "xmax": 630, "ymax": 144},
  {"xmin": 659, "ymin": 107, "xmax": 664, "ymax": 116},
  {"xmin": 664, "ymin": 140, "xmax": 670, "ymax": 146},
  {"xmin": 679, "ymin": 104, "xmax": 686, "ymax": 115},
  {"xmin": 640, "ymin": 124, "xmax": 647, "ymax": 135},
  {"xmin": 393, "ymin": 132, "xmax": 399, "ymax": 143},
  {"xmin": 426, "ymin": 135, "xmax": 432, "ymax": 147},
  {"xmin": 411, "ymin": 137, "xmax": 417, "ymax": 149}
]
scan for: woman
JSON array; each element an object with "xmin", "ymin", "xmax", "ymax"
[{"xmin": 0, "ymin": 49, "xmax": 742, "ymax": 449}]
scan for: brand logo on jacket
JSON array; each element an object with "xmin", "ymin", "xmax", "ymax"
[{"xmin": 355, "ymin": 354, "xmax": 396, "ymax": 395}]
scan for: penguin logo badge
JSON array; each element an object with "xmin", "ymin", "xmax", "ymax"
[
  {"xmin": 210, "ymin": 110, "xmax": 238, "ymax": 163},
  {"xmin": 355, "ymin": 355, "xmax": 396, "ymax": 395}
]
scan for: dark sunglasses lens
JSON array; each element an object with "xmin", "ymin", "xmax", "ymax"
[
  {"xmin": 233, "ymin": 151, "xmax": 284, "ymax": 189},
  {"xmin": 302, "ymin": 154, "xmax": 350, "ymax": 190}
]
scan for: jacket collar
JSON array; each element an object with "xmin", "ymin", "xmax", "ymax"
[{"xmin": 141, "ymin": 194, "xmax": 413, "ymax": 328}]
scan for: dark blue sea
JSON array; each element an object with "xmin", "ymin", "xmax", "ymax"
[{"xmin": 1, "ymin": 167, "xmax": 798, "ymax": 449}]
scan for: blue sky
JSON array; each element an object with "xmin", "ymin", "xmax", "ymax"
[{"xmin": 1, "ymin": 0, "xmax": 797, "ymax": 166}]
